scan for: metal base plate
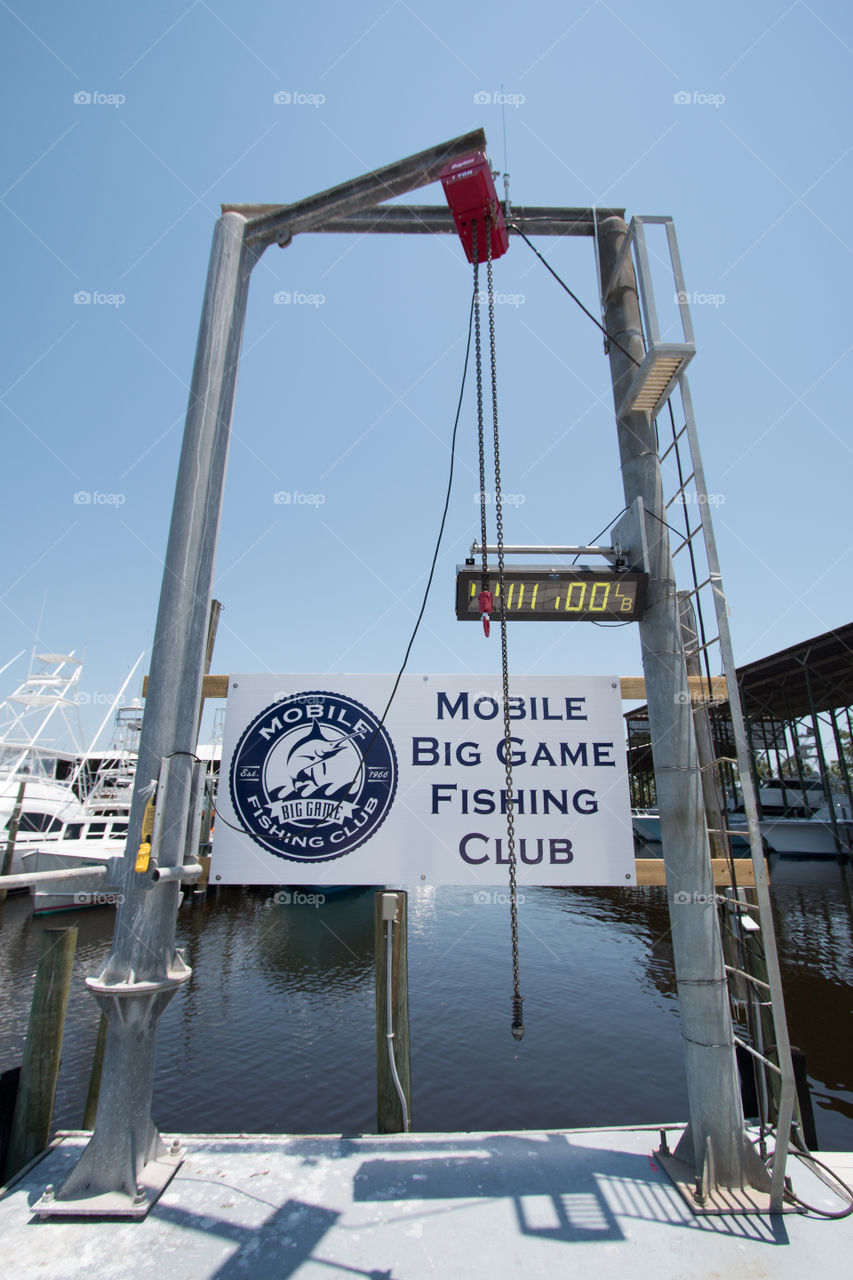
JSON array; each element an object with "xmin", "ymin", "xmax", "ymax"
[
  {"xmin": 33, "ymin": 1149, "xmax": 184, "ymax": 1220},
  {"xmin": 656, "ymin": 1149, "xmax": 793, "ymax": 1215}
]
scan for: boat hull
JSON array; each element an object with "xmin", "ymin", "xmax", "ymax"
[
  {"xmin": 760, "ymin": 818, "xmax": 853, "ymax": 857},
  {"xmin": 21, "ymin": 847, "xmax": 125, "ymax": 915}
]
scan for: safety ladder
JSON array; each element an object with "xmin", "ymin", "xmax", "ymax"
[{"xmin": 612, "ymin": 216, "xmax": 799, "ymax": 1201}]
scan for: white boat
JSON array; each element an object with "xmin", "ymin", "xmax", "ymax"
[
  {"xmin": 631, "ymin": 808, "xmax": 663, "ymax": 845},
  {"xmin": 727, "ymin": 778, "xmax": 853, "ymax": 857},
  {"xmin": 24, "ymin": 704, "xmax": 143, "ymax": 913},
  {"xmin": 631, "ymin": 808, "xmax": 751, "ymax": 853},
  {"xmin": 0, "ymin": 654, "xmax": 141, "ymax": 886},
  {"xmin": 0, "ymin": 652, "xmax": 92, "ymax": 876},
  {"xmin": 633, "ymin": 777, "xmax": 853, "ymax": 858},
  {"xmin": 21, "ymin": 838, "xmax": 126, "ymax": 915},
  {"xmin": 0, "ymin": 771, "xmax": 91, "ymax": 875},
  {"xmin": 756, "ymin": 806, "xmax": 853, "ymax": 857},
  {"xmin": 1, "ymin": 651, "xmax": 224, "ymax": 910}
]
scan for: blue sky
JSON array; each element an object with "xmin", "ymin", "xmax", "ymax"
[{"xmin": 2, "ymin": 1, "xmax": 851, "ymax": 749}]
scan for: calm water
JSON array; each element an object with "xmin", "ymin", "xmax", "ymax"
[{"xmin": 0, "ymin": 859, "xmax": 851, "ymax": 1150}]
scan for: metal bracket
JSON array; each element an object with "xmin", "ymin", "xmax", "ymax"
[
  {"xmin": 34, "ymin": 1141, "xmax": 184, "ymax": 1219},
  {"xmin": 470, "ymin": 541, "xmax": 618, "ymax": 559},
  {"xmin": 611, "ymin": 497, "xmax": 649, "ymax": 572},
  {"xmin": 655, "ymin": 1128, "xmax": 786, "ymax": 1215}
]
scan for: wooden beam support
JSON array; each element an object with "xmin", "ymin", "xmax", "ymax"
[
  {"xmin": 142, "ymin": 674, "xmax": 727, "ymax": 703},
  {"xmin": 635, "ymin": 858, "xmax": 758, "ymax": 887}
]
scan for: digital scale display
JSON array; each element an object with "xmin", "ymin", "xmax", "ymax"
[{"xmin": 456, "ymin": 566, "xmax": 649, "ymax": 622}]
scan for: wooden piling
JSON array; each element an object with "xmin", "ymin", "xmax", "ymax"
[
  {"xmin": 375, "ymin": 891, "xmax": 412, "ymax": 1134},
  {"xmin": 2, "ymin": 926, "xmax": 77, "ymax": 1181},
  {"xmin": 0, "ymin": 780, "xmax": 26, "ymax": 922}
]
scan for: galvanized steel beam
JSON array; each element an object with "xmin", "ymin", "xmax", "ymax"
[
  {"xmin": 596, "ymin": 215, "xmax": 769, "ymax": 1198},
  {"xmin": 238, "ymin": 129, "xmax": 487, "ymax": 247},
  {"xmin": 52, "ymin": 210, "xmax": 259, "ymax": 1214}
]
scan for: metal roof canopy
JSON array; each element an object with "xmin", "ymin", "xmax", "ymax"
[
  {"xmin": 628, "ymin": 621, "xmax": 853, "ymax": 726},
  {"xmin": 736, "ymin": 622, "xmax": 853, "ymax": 720}
]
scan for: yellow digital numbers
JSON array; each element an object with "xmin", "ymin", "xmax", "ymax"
[{"xmin": 460, "ymin": 568, "xmax": 647, "ymax": 622}]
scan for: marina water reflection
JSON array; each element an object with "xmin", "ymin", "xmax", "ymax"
[{"xmin": 0, "ymin": 861, "xmax": 850, "ymax": 1150}]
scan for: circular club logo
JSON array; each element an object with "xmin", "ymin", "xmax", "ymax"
[{"xmin": 229, "ymin": 691, "xmax": 398, "ymax": 863}]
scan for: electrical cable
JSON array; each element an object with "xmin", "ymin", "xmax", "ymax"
[
  {"xmin": 210, "ymin": 287, "xmax": 478, "ymax": 841},
  {"xmin": 385, "ymin": 908, "xmax": 410, "ymax": 1132},
  {"xmin": 777, "ymin": 1138, "xmax": 853, "ymax": 1218},
  {"xmin": 643, "ymin": 506, "xmax": 692, "ymax": 542},
  {"xmin": 570, "ymin": 506, "xmax": 634, "ymax": 627},
  {"xmin": 508, "ymin": 222, "xmax": 642, "ymax": 369}
]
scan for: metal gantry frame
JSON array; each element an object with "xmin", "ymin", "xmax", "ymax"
[{"xmin": 40, "ymin": 133, "xmax": 797, "ymax": 1216}]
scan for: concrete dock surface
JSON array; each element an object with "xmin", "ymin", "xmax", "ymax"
[{"xmin": 1, "ymin": 1125, "xmax": 852, "ymax": 1278}]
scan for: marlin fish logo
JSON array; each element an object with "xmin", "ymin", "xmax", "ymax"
[
  {"xmin": 283, "ymin": 719, "xmax": 368, "ymax": 799},
  {"xmin": 230, "ymin": 690, "xmax": 398, "ymax": 863}
]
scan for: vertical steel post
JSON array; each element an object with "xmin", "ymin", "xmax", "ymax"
[
  {"xmin": 55, "ymin": 212, "xmax": 260, "ymax": 1209},
  {"xmin": 830, "ymin": 709, "xmax": 853, "ymax": 827},
  {"xmin": 678, "ymin": 592, "xmax": 728, "ymax": 862},
  {"xmin": 596, "ymin": 217, "xmax": 765, "ymax": 1191},
  {"xmin": 801, "ymin": 660, "xmax": 845, "ymax": 858}
]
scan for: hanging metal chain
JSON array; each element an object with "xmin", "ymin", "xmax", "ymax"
[
  {"xmin": 472, "ymin": 221, "xmax": 489, "ymax": 594},
  {"xmin": 486, "ymin": 215, "xmax": 524, "ymax": 1042}
]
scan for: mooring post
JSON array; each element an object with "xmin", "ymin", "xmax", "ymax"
[
  {"xmin": 51, "ymin": 211, "xmax": 261, "ymax": 1212},
  {"xmin": 3, "ymin": 926, "xmax": 77, "ymax": 1181},
  {"xmin": 597, "ymin": 217, "xmax": 767, "ymax": 1194},
  {"xmin": 0, "ymin": 780, "xmax": 26, "ymax": 921},
  {"xmin": 375, "ymin": 890, "xmax": 412, "ymax": 1134}
]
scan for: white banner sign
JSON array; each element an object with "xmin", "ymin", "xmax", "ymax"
[{"xmin": 211, "ymin": 674, "xmax": 635, "ymax": 886}]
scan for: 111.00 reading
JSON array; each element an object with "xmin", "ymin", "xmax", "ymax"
[{"xmin": 455, "ymin": 567, "xmax": 649, "ymax": 622}]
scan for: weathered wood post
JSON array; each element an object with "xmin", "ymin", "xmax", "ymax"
[
  {"xmin": 0, "ymin": 780, "xmax": 26, "ymax": 921},
  {"xmin": 3, "ymin": 926, "xmax": 77, "ymax": 1180},
  {"xmin": 375, "ymin": 891, "xmax": 412, "ymax": 1133}
]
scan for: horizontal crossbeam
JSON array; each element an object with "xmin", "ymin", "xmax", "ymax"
[{"xmin": 143, "ymin": 674, "xmax": 728, "ymax": 702}]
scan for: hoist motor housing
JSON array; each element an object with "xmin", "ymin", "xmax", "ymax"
[{"xmin": 440, "ymin": 152, "xmax": 509, "ymax": 264}]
